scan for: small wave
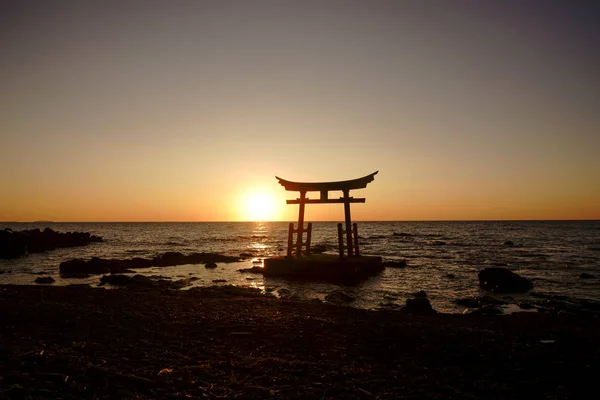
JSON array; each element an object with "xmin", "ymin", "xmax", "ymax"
[
  {"xmin": 428, "ymin": 240, "xmax": 447, "ymax": 246},
  {"xmin": 164, "ymin": 241, "xmax": 186, "ymax": 247},
  {"xmin": 237, "ymin": 235, "xmax": 271, "ymax": 239},
  {"xmin": 212, "ymin": 238, "xmax": 237, "ymax": 242},
  {"xmin": 392, "ymin": 232, "xmax": 413, "ymax": 237}
]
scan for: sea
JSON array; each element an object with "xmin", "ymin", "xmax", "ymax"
[{"xmin": 1, "ymin": 221, "xmax": 599, "ymax": 313}]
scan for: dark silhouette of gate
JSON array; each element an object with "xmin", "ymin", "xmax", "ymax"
[{"xmin": 276, "ymin": 171, "xmax": 378, "ymax": 258}]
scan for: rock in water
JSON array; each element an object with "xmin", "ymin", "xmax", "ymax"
[
  {"xmin": 403, "ymin": 297, "xmax": 436, "ymax": 314},
  {"xmin": 34, "ymin": 276, "xmax": 55, "ymax": 284},
  {"xmin": 580, "ymin": 273, "xmax": 596, "ymax": 279},
  {"xmin": 205, "ymin": 262, "xmax": 218, "ymax": 269},
  {"xmin": 478, "ymin": 267, "xmax": 533, "ymax": 293}
]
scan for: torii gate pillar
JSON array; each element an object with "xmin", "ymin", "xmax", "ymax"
[{"xmin": 343, "ymin": 189, "xmax": 353, "ymax": 256}]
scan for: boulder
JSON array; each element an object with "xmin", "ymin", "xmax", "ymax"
[
  {"xmin": 403, "ymin": 297, "xmax": 436, "ymax": 314},
  {"xmin": 325, "ymin": 290, "xmax": 355, "ymax": 304},
  {"xmin": 34, "ymin": 276, "xmax": 55, "ymax": 284},
  {"xmin": 478, "ymin": 267, "xmax": 533, "ymax": 293}
]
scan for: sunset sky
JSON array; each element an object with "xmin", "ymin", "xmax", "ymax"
[{"xmin": 1, "ymin": 1, "xmax": 598, "ymax": 222}]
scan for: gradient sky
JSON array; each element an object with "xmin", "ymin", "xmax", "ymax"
[{"xmin": 1, "ymin": 0, "xmax": 599, "ymax": 222}]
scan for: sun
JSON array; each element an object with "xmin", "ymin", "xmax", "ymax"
[{"xmin": 243, "ymin": 192, "xmax": 277, "ymax": 221}]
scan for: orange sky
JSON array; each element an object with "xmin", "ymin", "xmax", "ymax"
[{"xmin": 1, "ymin": 1, "xmax": 599, "ymax": 222}]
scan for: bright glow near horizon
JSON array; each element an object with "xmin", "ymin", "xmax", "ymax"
[
  {"xmin": 243, "ymin": 192, "xmax": 278, "ymax": 222},
  {"xmin": 0, "ymin": 1, "xmax": 599, "ymax": 222}
]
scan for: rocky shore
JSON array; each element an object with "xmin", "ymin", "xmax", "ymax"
[
  {"xmin": 59, "ymin": 252, "xmax": 242, "ymax": 277},
  {"xmin": 1, "ymin": 285, "xmax": 599, "ymax": 399}
]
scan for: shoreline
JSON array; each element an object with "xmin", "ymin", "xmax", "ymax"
[
  {"xmin": 2, "ymin": 221, "xmax": 600, "ymax": 315},
  {"xmin": 2, "ymin": 265, "xmax": 600, "ymax": 316},
  {"xmin": 2, "ymin": 284, "xmax": 599, "ymax": 399}
]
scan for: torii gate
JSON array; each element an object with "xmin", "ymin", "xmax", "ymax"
[{"xmin": 276, "ymin": 171, "xmax": 378, "ymax": 258}]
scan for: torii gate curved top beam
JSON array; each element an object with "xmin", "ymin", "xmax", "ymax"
[{"xmin": 276, "ymin": 171, "xmax": 378, "ymax": 192}]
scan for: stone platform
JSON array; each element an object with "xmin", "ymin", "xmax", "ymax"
[{"xmin": 263, "ymin": 254, "xmax": 383, "ymax": 285}]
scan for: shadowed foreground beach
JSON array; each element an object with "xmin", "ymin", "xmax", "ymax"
[{"xmin": 1, "ymin": 285, "xmax": 599, "ymax": 399}]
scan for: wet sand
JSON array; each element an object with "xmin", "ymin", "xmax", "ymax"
[{"xmin": 1, "ymin": 285, "xmax": 599, "ymax": 399}]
